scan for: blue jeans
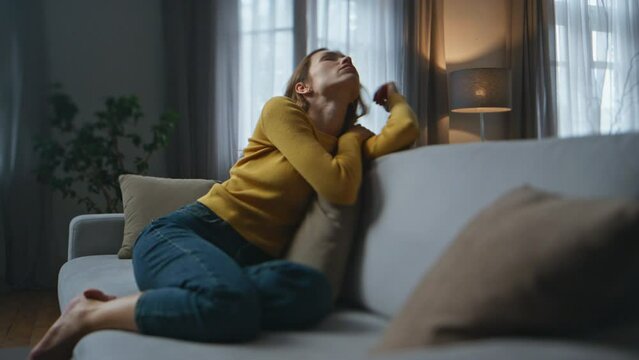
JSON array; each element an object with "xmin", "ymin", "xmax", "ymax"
[{"xmin": 132, "ymin": 202, "xmax": 332, "ymax": 342}]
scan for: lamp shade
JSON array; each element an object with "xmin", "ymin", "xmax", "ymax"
[{"xmin": 449, "ymin": 68, "xmax": 511, "ymax": 113}]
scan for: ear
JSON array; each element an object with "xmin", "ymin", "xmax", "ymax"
[{"xmin": 295, "ymin": 82, "xmax": 312, "ymax": 95}]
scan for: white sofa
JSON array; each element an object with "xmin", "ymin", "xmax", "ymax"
[{"xmin": 58, "ymin": 133, "xmax": 639, "ymax": 360}]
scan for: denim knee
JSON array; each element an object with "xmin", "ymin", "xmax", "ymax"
[
  {"xmin": 197, "ymin": 285, "xmax": 261, "ymax": 342},
  {"xmin": 245, "ymin": 260, "xmax": 333, "ymax": 330}
]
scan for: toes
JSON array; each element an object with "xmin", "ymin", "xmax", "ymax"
[{"xmin": 83, "ymin": 288, "xmax": 116, "ymax": 301}]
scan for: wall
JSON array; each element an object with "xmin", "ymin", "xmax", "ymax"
[
  {"xmin": 42, "ymin": 0, "xmax": 166, "ymax": 284},
  {"xmin": 444, "ymin": 0, "xmax": 511, "ymax": 143}
]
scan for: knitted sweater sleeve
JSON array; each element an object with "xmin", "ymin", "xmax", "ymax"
[{"xmin": 364, "ymin": 93, "xmax": 420, "ymax": 160}]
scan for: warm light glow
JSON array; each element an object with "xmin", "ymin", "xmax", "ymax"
[
  {"xmin": 451, "ymin": 107, "xmax": 511, "ymax": 113},
  {"xmin": 449, "ymin": 68, "xmax": 511, "ymax": 114}
]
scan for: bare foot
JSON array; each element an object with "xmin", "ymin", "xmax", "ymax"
[{"xmin": 29, "ymin": 293, "xmax": 108, "ymax": 360}]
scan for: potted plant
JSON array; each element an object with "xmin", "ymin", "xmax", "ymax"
[{"xmin": 34, "ymin": 83, "xmax": 179, "ymax": 213}]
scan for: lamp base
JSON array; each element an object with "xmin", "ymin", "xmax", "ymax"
[{"xmin": 480, "ymin": 112, "xmax": 485, "ymax": 142}]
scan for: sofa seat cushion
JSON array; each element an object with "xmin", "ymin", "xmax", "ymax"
[
  {"xmin": 74, "ymin": 310, "xmax": 387, "ymax": 360},
  {"xmin": 59, "ymin": 255, "xmax": 389, "ymax": 360},
  {"xmin": 73, "ymin": 330, "xmax": 639, "ymax": 360}
]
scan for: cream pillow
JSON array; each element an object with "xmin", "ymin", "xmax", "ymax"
[
  {"xmin": 285, "ymin": 195, "xmax": 361, "ymax": 302},
  {"xmin": 117, "ymin": 175, "xmax": 217, "ymax": 259},
  {"xmin": 375, "ymin": 185, "xmax": 639, "ymax": 352}
]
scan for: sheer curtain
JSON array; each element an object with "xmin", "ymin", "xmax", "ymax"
[
  {"xmin": 554, "ymin": 0, "xmax": 639, "ymax": 137},
  {"xmin": 308, "ymin": 0, "xmax": 405, "ymax": 134},
  {"xmin": 237, "ymin": 0, "xmax": 405, "ymax": 152},
  {"xmin": 238, "ymin": 0, "xmax": 295, "ymax": 156}
]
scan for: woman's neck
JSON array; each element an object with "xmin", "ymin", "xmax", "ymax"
[{"xmin": 307, "ymin": 96, "xmax": 350, "ymax": 137}]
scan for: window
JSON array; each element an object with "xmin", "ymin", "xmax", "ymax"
[
  {"xmin": 238, "ymin": 0, "xmax": 295, "ymax": 155},
  {"xmin": 310, "ymin": 0, "xmax": 402, "ymax": 139},
  {"xmin": 553, "ymin": 0, "xmax": 639, "ymax": 137},
  {"xmin": 238, "ymin": 0, "xmax": 402, "ymax": 151}
]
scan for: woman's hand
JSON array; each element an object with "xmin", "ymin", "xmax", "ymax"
[
  {"xmin": 373, "ymin": 82, "xmax": 399, "ymax": 112},
  {"xmin": 346, "ymin": 124, "xmax": 375, "ymax": 143}
]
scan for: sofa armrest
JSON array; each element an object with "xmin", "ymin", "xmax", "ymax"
[{"xmin": 68, "ymin": 214, "xmax": 125, "ymax": 260}]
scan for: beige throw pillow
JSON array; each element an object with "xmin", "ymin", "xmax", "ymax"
[
  {"xmin": 285, "ymin": 195, "xmax": 361, "ymax": 302},
  {"xmin": 117, "ymin": 175, "xmax": 217, "ymax": 259},
  {"xmin": 375, "ymin": 185, "xmax": 639, "ymax": 352}
]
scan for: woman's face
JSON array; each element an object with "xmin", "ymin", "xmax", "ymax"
[{"xmin": 305, "ymin": 50, "xmax": 360, "ymax": 101}]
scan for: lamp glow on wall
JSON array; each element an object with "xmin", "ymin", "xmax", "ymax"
[{"xmin": 449, "ymin": 68, "xmax": 512, "ymax": 141}]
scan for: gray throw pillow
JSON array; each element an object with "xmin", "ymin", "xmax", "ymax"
[
  {"xmin": 117, "ymin": 175, "xmax": 217, "ymax": 259},
  {"xmin": 375, "ymin": 185, "xmax": 639, "ymax": 352}
]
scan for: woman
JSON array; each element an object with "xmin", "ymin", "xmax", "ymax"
[{"xmin": 30, "ymin": 48, "xmax": 419, "ymax": 359}]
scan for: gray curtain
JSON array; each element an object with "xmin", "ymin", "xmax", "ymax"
[
  {"xmin": 401, "ymin": 0, "xmax": 449, "ymax": 146},
  {"xmin": 509, "ymin": 0, "xmax": 557, "ymax": 139},
  {"xmin": 1, "ymin": 0, "xmax": 54, "ymax": 290},
  {"xmin": 163, "ymin": 0, "xmax": 239, "ymax": 181}
]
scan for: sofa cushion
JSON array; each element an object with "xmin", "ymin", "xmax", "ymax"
[
  {"xmin": 59, "ymin": 255, "xmax": 389, "ymax": 360},
  {"xmin": 117, "ymin": 175, "xmax": 217, "ymax": 259},
  {"xmin": 285, "ymin": 195, "xmax": 361, "ymax": 302},
  {"xmin": 375, "ymin": 185, "xmax": 639, "ymax": 351},
  {"xmin": 73, "ymin": 334, "xmax": 639, "ymax": 360},
  {"xmin": 343, "ymin": 133, "xmax": 639, "ymax": 318},
  {"xmin": 74, "ymin": 310, "xmax": 387, "ymax": 360}
]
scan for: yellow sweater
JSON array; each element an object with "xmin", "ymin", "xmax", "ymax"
[{"xmin": 198, "ymin": 93, "xmax": 419, "ymax": 257}]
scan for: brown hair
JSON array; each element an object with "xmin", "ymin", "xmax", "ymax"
[{"xmin": 284, "ymin": 48, "xmax": 368, "ymax": 135}]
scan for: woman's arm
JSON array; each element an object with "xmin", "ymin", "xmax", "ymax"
[
  {"xmin": 260, "ymin": 97, "xmax": 368, "ymax": 205},
  {"xmin": 363, "ymin": 85, "xmax": 420, "ymax": 160}
]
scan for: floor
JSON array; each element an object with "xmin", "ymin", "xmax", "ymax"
[{"xmin": 0, "ymin": 290, "xmax": 60, "ymax": 348}]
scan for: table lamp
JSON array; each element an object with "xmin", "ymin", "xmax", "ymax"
[{"xmin": 449, "ymin": 68, "xmax": 511, "ymax": 141}]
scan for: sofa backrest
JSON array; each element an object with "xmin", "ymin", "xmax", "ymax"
[{"xmin": 341, "ymin": 133, "xmax": 639, "ymax": 319}]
